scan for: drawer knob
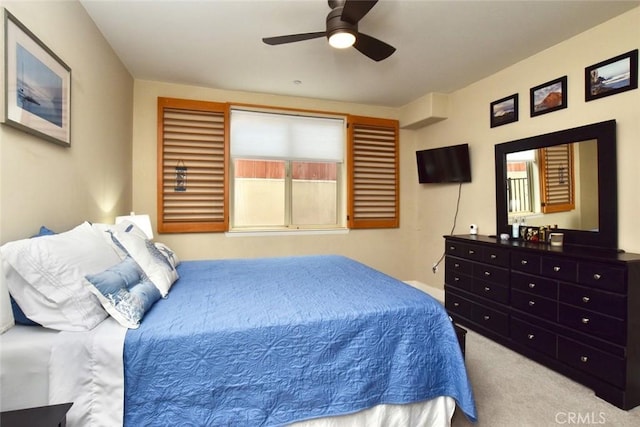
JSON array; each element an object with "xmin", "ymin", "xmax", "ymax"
[
  {"xmin": 484, "ymin": 271, "xmax": 491, "ymax": 276},
  {"xmin": 483, "ymin": 315, "xmax": 491, "ymax": 321},
  {"xmin": 484, "ymin": 286, "xmax": 491, "ymax": 292},
  {"xmin": 453, "ymin": 302, "xmax": 460, "ymax": 307},
  {"xmin": 593, "ymin": 273, "xmax": 601, "ymax": 280},
  {"xmin": 490, "ymin": 254, "xmax": 497, "ymax": 259},
  {"xmin": 553, "ymin": 266, "xmax": 561, "ymax": 272},
  {"xmin": 527, "ymin": 334, "xmax": 535, "ymax": 340},
  {"xmin": 454, "ymin": 277, "xmax": 460, "ymax": 282},
  {"xmin": 582, "ymin": 296, "xmax": 590, "ymax": 303},
  {"xmin": 528, "ymin": 283, "xmax": 536, "ymax": 289},
  {"xmin": 454, "ymin": 263, "xmax": 460, "ymax": 268},
  {"xmin": 528, "ymin": 301, "xmax": 535, "ymax": 306},
  {"xmin": 581, "ymin": 317, "xmax": 590, "ymax": 325},
  {"xmin": 449, "ymin": 246, "xmax": 455, "ymax": 251},
  {"xmin": 469, "ymin": 250, "xmax": 475, "ymax": 255},
  {"xmin": 580, "ymin": 356, "xmax": 588, "ymax": 363},
  {"xmin": 521, "ymin": 260, "xmax": 528, "ymax": 265}
]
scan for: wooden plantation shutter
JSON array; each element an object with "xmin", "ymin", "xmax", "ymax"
[
  {"xmin": 538, "ymin": 143, "xmax": 575, "ymax": 213},
  {"xmin": 157, "ymin": 97, "xmax": 229, "ymax": 233},
  {"xmin": 347, "ymin": 116, "xmax": 399, "ymax": 229}
]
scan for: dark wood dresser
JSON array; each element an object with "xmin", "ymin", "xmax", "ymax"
[{"xmin": 444, "ymin": 234, "xmax": 640, "ymax": 410}]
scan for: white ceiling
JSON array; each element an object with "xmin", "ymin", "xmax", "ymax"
[{"xmin": 80, "ymin": 0, "xmax": 639, "ymax": 107}]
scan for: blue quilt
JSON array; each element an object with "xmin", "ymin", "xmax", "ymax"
[{"xmin": 123, "ymin": 255, "xmax": 476, "ymax": 425}]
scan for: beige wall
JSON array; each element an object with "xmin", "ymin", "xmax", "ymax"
[
  {"xmin": 132, "ymin": 80, "xmax": 421, "ymax": 280},
  {"xmin": 0, "ymin": 1, "xmax": 133, "ymax": 243},
  {"xmin": 1, "ymin": 2, "xmax": 637, "ymax": 288},
  {"xmin": 414, "ymin": 7, "xmax": 640, "ymax": 288}
]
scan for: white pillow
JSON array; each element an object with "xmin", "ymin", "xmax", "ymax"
[
  {"xmin": 0, "ymin": 222, "xmax": 122, "ymax": 331},
  {"xmin": 108, "ymin": 221, "xmax": 178, "ymax": 297},
  {"xmin": 0, "ymin": 253, "xmax": 15, "ymax": 333}
]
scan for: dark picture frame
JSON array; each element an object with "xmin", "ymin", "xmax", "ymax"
[
  {"xmin": 530, "ymin": 76, "xmax": 567, "ymax": 117},
  {"xmin": 585, "ymin": 49, "xmax": 638, "ymax": 102},
  {"xmin": 490, "ymin": 93, "xmax": 518, "ymax": 128},
  {"xmin": 3, "ymin": 9, "xmax": 71, "ymax": 146}
]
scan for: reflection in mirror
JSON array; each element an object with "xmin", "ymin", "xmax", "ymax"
[
  {"xmin": 495, "ymin": 120, "xmax": 617, "ymax": 250},
  {"xmin": 505, "ymin": 140, "xmax": 598, "ymax": 232}
]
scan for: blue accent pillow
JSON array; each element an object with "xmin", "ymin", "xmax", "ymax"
[
  {"xmin": 10, "ymin": 296, "xmax": 41, "ymax": 326},
  {"xmin": 84, "ymin": 256, "xmax": 162, "ymax": 329}
]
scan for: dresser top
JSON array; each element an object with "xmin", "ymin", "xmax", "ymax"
[{"xmin": 446, "ymin": 234, "xmax": 640, "ymax": 263}]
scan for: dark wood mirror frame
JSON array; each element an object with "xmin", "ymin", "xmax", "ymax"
[{"xmin": 495, "ymin": 120, "xmax": 618, "ymax": 250}]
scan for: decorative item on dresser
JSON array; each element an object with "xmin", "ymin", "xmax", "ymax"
[{"xmin": 444, "ymin": 234, "xmax": 640, "ymax": 410}]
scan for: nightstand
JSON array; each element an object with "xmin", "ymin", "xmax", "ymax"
[{"xmin": 0, "ymin": 402, "xmax": 72, "ymax": 427}]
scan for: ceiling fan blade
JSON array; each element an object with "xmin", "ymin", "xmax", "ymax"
[
  {"xmin": 262, "ymin": 32, "xmax": 326, "ymax": 45},
  {"xmin": 353, "ymin": 33, "xmax": 395, "ymax": 61},
  {"xmin": 341, "ymin": 0, "xmax": 378, "ymax": 24}
]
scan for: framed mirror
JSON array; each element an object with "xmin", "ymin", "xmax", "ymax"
[{"xmin": 495, "ymin": 120, "xmax": 617, "ymax": 250}]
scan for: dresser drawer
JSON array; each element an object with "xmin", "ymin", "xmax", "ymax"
[
  {"xmin": 445, "ymin": 241, "xmax": 482, "ymax": 261},
  {"xmin": 578, "ymin": 262, "xmax": 626, "ymax": 293},
  {"xmin": 511, "ymin": 252, "xmax": 540, "ymax": 274},
  {"xmin": 559, "ymin": 304, "xmax": 626, "ymax": 345},
  {"xmin": 445, "ymin": 291, "xmax": 473, "ymax": 320},
  {"xmin": 511, "ymin": 271, "xmax": 557, "ymax": 299},
  {"xmin": 471, "ymin": 305, "xmax": 508, "ymax": 336},
  {"xmin": 511, "ymin": 317, "xmax": 556, "ymax": 357},
  {"xmin": 481, "ymin": 246, "xmax": 510, "ymax": 267},
  {"xmin": 558, "ymin": 336, "xmax": 625, "ymax": 388},
  {"xmin": 445, "ymin": 268, "xmax": 473, "ymax": 292},
  {"xmin": 473, "ymin": 263, "xmax": 509, "ymax": 285},
  {"xmin": 559, "ymin": 283, "xmax": 626, "ymax": 319},
  {"xmin": 541, "ymin": 257, "xmax": 577, "ymax": 282},
  {"xmin": 445, "ymin": 256, "xmax": 473, "ymax": 276},
  {"xmin": 512, "ymin": 289, "xmax": 557, "ymax": 321},
  {"xmin": 472, "ymin": 280, "xmax": 509, "ymax": 304}
]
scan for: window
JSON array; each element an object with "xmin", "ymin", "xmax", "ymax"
[
  {"xmin": 348, "ymin": 116, "xmax": 399, "ymax": 229},
  {"xmin": 230, "ymin": 109, "xmax": 345, "ymax": 230},
  {"xmin": 539, "ymin": 144, "xmax": 575, "ymax": 213},
  {"xmin": 157, "ymin": 98, "xmax": 400, "ymax": 233},
  {"xmin": 157, "ymin": 97, "xmax": 228, "ymax": 233}
]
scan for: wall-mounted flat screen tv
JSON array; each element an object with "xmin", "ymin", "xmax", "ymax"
[{"xmin": 416, "ymin": 143, "xmax": 472, "ymax": 183}]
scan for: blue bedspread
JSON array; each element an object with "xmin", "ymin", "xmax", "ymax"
[{"xmin": 123, "ymin": 255, "xmax": 476, "ymax": 425}]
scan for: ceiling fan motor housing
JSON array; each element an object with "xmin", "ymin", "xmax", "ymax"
[{"xmin": 326, "ymin": 7, "xmax": 357, "ymax": 40}]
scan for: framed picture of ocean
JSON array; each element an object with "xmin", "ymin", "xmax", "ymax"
[
  {"xmin": 490, "ymin": 93, "xmax": 518, "ymax": 128},
  {"xmin": 3, "ymin": 9, "xmax": 71, "ymax": 146},
  {"xmin": 585, "ymin": 49, "xmax": 638, "ymax": 102}
]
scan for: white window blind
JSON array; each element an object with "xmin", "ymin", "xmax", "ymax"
[{"xmin": 230, "ymin": 109, "xmax": 345, "ymax": 162}]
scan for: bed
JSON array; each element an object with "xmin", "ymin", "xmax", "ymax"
[{"xmin": 0, "ymin": 222, "xmax": 476, "ymax": 426}]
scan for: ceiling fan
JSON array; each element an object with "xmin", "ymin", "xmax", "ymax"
[{"xmin": 262, "ymin": 0, "xmax": 396, "ymax": 62}]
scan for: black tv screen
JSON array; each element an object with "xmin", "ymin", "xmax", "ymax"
[{"xmin": 416, "ymin": 143, "xmax": 471, "ymax": 183}]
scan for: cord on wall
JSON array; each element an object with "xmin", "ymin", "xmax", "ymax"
[{"xmin": 432, "ymin": 182, "xmax": 462, "ymax": 273}]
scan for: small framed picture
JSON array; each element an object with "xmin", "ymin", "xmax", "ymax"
[
  {"xmin": 490, "ymin": 94, "xmax": 518, "ymax": 128},
  {"xmin": 530, "ymin": 76, "xmax": 567, "ymax": 117},
  {"xmin": 3, "ymin": 10, "xmax": 71, "ymax": 146},
  {"xmin": 585, "ymin": 49, "xmax": 638, "ymax": 102}
]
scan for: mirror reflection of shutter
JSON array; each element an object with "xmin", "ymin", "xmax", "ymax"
[
  {"xmin": 347, "ymin": 116, "xmax": 399, "ymax": 229},
  {"xmin": 538, "ymin": 143, "xmax": 575, "ymax": 213},
  {"xmin": 158, "ymin": 97, "xmax": 229, "ymax": 233}
]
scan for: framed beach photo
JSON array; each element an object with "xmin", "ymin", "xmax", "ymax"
[
  {"xmin": 530, "ymin": 76, "xmax": 567, "ymax": 117},
  {"xmin": 490, "ymin": 93, "xmax": 518, "ymax": 128},
  {"xmin": 585, "ymin": 49, "xmax": 638, "ymax": 102},
  {"xmin": 3, "ymin": 10, "xmax": 71, "ymax": 146}
]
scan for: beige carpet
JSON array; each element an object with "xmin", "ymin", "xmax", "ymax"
[{"xmin": 452, "ymin": 329, "xmax": 640, "ymax": 426}]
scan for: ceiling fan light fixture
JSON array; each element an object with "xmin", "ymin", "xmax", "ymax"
[{"xmin": 328, "ymin": 29, "xmax": 356, "ymax": 49}]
